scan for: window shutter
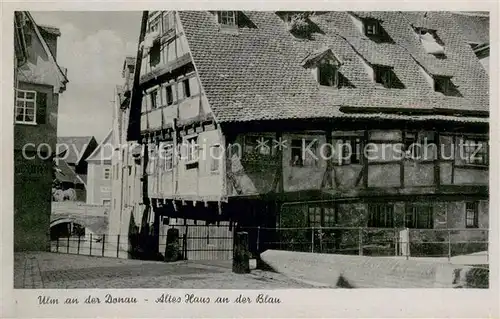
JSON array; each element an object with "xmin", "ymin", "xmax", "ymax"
[{"xmin": 36, "ymin": 92, "xmax": 48, "ymax": 124}]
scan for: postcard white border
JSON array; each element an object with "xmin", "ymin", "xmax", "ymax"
[{"xmin": 1, "ymin": 0, "xmax": 499, "ymax": 318}]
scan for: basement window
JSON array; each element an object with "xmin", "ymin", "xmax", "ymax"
[
  {"xmin": 434, "ymin": 76, "xmax": 461, "ymax": 96},
  {"xmin": 373, "ymin": 65, "xmax": 405, "ymax": 89}
]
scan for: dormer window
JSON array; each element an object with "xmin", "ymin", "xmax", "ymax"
[
  {"xmin": 218, "ymin": 11, "xmax": 237, "ymax": 27},
  {"xmin": 362, "ymin": 18, "xmax": 392, "ymax": 43},
  {"xmin": 415, "ymin": 27, "xmax": 446, "ymax": 58},
  {"xmin": 434, "ymin": 75, "xmax": 461, "ymax": 96},
  {"xmin": 373, "ymin": 65, "xmax": 405, "ymax": 89},
  {"xmin": 319, "ymin": 60, "xmax": 339, "ymax": 87}
]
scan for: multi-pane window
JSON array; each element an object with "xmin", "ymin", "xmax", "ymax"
[
  {"xmin": 103, "ymin": 168, "xmax": 111, "ymax": 180},
  {"xmin": 15, "ymin": 90, "xmax": 36, "ymax": 124},
  {"xmin": 306, "ymin": 206, "xmax": 337, "ymax": 227},
  {"xmin": 150, "ymin": 42, "xmax": 161, "ymax": 68},
  {"xmin": 291, "ymin": 139, "xmax": 318, "ymax": 167},
  {"xmin": 374, "ymin": 65, "xmax": 404, "ymax": 89},
  {"xmin": 160, "ymin": 144, "xmax": 173, "ymax": 171},
  {"xmin": 210, "ymin": 145, "xmax": 221, "ymax": 172},
  {"xmin": 218, "ymin": 11, "xmax": 237, "ymax": 26},
  {"xmin": 183, "ymin": 79, "xmax": 191, "ymax": 98},
  {"xmin": 150, "ymin": 90, "xmax": 159, "ymax": 109},
  {"xmin": 149, "ymin": 16, "xmax": 161, "ymax": 33},
  {"xmin": 162, "ymin": 11, "xmax": 175, "ymax": 33},
  {"xmin": 465, "ymin": 202, "xmax": 479, "ymax": 228},
  {"xmin": 405, "ymin": 204, "xmax": 433, "ymax": 229},
  {"xmin": 318, "ymin": 60, "xmax": 339, "ymax": 87},
  {"xmin": 308, "ymin": 206, "xmax": 322, "ymax": 227},
  {"xmin": 339, "ymin": 138, "xmax": 361, "ymax": 165},
  {"xmin": 243, "ymin": 135, "xmax": 275, "ymax": 157},
  {"xmin": 186, "ymin": 137, "xmax": 198, "ymax": 162},
  {"xmin": 365, "ymin": 21, "xmax": 379, "ymax": 36},
  {"xmin": 165, "ymin": 85, "xmax": 173, "ymax": 105},
  {"xmin": 462, "ymin": 139, "xmax": 488, "ymax": 166},
  {"xmin": 368, "ymin": 204, "xmax": 394, "ymax": 228}
]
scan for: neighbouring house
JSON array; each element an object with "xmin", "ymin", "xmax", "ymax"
[
  {"xmin": 53, "ymin": 159, "xmax": 86, "ymax": 201},
  {"xmin": 14, "ymin": 12, "xmax": 68, "ymax": 251},
  {"xmin": 57, "ymin": 136, "xmax": 98, "ymax": 176},
  {"xmin": 85, "ymin": 130, "xmax": 115, "ymax": 206},
  {"xmin": 118, "ymin": 11, "xmax": 488, "ymax": 259},
  {"xmin": 451, "ymin": 12, "xmax": 489, "ymax": 74}
]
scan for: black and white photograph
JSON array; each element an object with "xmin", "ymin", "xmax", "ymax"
[{"xmin": 3, "ymin": 4, "xmax": 498, "ymax": 317}]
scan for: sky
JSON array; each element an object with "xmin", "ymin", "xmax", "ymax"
[{"xmin": 31, "ymin": 11, "xmax": 142, "ymax": 143}]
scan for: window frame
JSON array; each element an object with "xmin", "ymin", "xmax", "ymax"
[
  {"xmin": 150, "ymin": 89, "xmax": 159, "ymax": 109},
  {"xmin": 183, "ymin": 78, "xmax": 191, "ymax": 98},
  {"xmin": 15, "ymin": 89, "xmax": 37, "ymax": 125},
  {"xmin": 243, "ymin": 135, "xmax": 276, "ymax": 158},
  {"xmin": 368, "ymin": 203, "xmax": 394, "ymax": 228},
  {"xmin": 165, "ymin": 85, "xmax": 174, "ymax": 106},
  {"xmin": 185, "ymin": 136, "xmax": 198, "ymax": 164},
  {"xmin": 405, "ymin": 203, "xmax": 433, "ymax": 229},
  {"xmin": 210, "ymin": 144, "xmax": 222, "ymax": 173},
  {"xmin": 218, "ymin": 11, "xmax": 237, "ymax": 27},
  {"xmin": 103, "ymin": 167, "xmax": 111, "ymax": 180},
  {"xmin": 290, "ymin": 139, "xmax": 319, "ymax": 167},
  {"xmin": 462, "ymin": 138, "xmax": 488, "ymax": 167},
  {"xmin": 465, "ymin": 201, "xmax": 479, "ymax": 228},
  {"xmin": 318, "ymin": 60, "xmax": 340, "ymax": 88}
]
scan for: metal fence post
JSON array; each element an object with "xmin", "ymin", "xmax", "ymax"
[
  {"xmin": 102, "ymin": 234, "xmax": 106, "ymax": 257},
  {"xmin": 67, "ymin": 236, "xmax": 70, "ymax": 253},
  {"xmin": 56, "ymin": 237, "xmax": 59, "ymax": 252},
  {"xmin": 394, "ymin": 229, "xmax": 398, "ymax": 256},
  {"xmin": 358, "ymin": 227, "xmax": 363, "ymax": 256},
  {"xmin": 447, "ymin": 229, "xmax": 451, "ymax": 262},
  {"xmin": 77, "ymin": 235, "xmax": 81, "ymax": 255},
  {"xmin": 89, "ymin": 233, "xmax": 93, "ymax": 256},
  {"xmin": 256, "ymin": 226, "xmax": 260, "ymax": 253},
  {"xmin": 117, "ymin": 234, "xmax": 120, "ymax": 258},
  {"xmin": 311, "ymin": 226, "xmax": 314, "ymax": 253},
  {"xmin": 406, "ymin": 228, "xmax": 410, "ymax": 260}
]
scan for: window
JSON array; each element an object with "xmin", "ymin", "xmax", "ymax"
[
  {"xmin": 462, "ymin": 139, "xmax": 488, "ymax": 166},
  {"xmin": 365, "ymin": 20, "xmax": 379, "ymax": 36},
  {"xmin": 318, "ymin": 61, "xmax": 339, "ymax": 87},
  {"xmin": 165, "ymin": 85, "xmax": 173, "ymax": 106},
  {"xmin": 210, "ymin": 145, "xmax": 221, "ymax": 172},
  {"xmin": 186, "ymin": 137, "xmax": 198, "ymax": 163},
  {"xmin": 374, "ymin": 65, "xmax": 405, "ymax": 89},
  {"xmin": 243, "ymin": 135, "xmax": 275, "ymax": 158},
  {"xmin": 338, "ymin": 138, "xmax": 361, "ymax": 165},
  {"xmin": 403, "ymin": 132, "xmax": 420, "ymax": 159},
  {"xmin": 150, "ymin": 42, "xmax": 161, "ymax": 68},
  {"xmin": 128, "ymin": 65, "xmax": 135, "ymax": 75},
  {"xmin": 218, "ymin": 11, "xmax": 237, "ymax": 27},
  {"xmin": 362, "ymin": 18, "xmax": 392, "ymax": 42},
  {"xmin": 162, "ymin": 11, "xmax": 175, "ymax": 33},
  {"xmin": 465, "ymin": 202, "xmax": 479, "ymax": 228},
  {"xmin": 434, "ymin": 76, "xmax": 461, "ymax": 96},
  {"xmin": 183, "ymin": 79, "xmax": 191, "ymax": 98},
  {"xmin": 405, "ymin": 204, "xmax": 433, "ymax": 229},
  {"xmin": 103, "ymin": 168, "xmax": 111, "ymax": 180},
  {"xmin": 149, "ymin": 15, "xmax": 161, "ymax": 33},
  {"xmin": 15, "ymin": 90, "xmax": 36, "ymax": 124},
  {"xmin": 162, "ymin": 144, "xmax": 173, "ymax": 171},
  {"xmin": 368, "ymin": 204, "xmax": 394, "ymax": 228},
  {"xmin": 291, "ymin": 139, "xmax": 318, "ymax": 167},
  {"xmin": 150, "ymin": 90, "xmax": 158, "ymax": 109},
  {"xmin": 308, "ymin": 206, "xmax": 322, "ymax": 227},
  {"xmin": 415, "ymin": 27, "xmax": 445, "ymax": 58},
  {"xmin": 102, "ymin": 199, "xmax": 111, "ymax": 206}
]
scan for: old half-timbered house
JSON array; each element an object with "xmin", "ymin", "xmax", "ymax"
[{"xmin": 124, "ymin": 11, "xmax": 489, "ymax": 259}]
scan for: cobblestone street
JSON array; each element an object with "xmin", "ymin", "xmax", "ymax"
[{"xmin": 14, "ymin": 252, "xmax": 317, "ymax": 289}]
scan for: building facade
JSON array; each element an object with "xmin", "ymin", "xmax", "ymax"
[
  {"xmin": 119, "ymin": 11, "xmax": 488, "ymax": 258},
  {"xmin": 85, "ymin": 130, "xmax": 114, "ymax": 205},
  {"xmin": 14, "ymin": 12, "xmax": 68, "ymax": 251}
]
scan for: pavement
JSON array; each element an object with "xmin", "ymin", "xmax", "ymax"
[{"xmin": 14, "ymin": 252, "xmax": 316, "ymax": 289}]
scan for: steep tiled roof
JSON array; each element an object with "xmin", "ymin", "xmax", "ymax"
[
  {"xmin": 451, "ymin": 13, "xmax": 489, "ymax": 45},
  {"xmin": 57, "ymin": 136, "xmax": 95, "ymax": 164},
  {"xmin": 178, "ymin": 11, "xmax": 488, "ymax": 123},
  {"xmin": 55, "ymin": 160, "xmax": 82, "ymax": 184}
]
